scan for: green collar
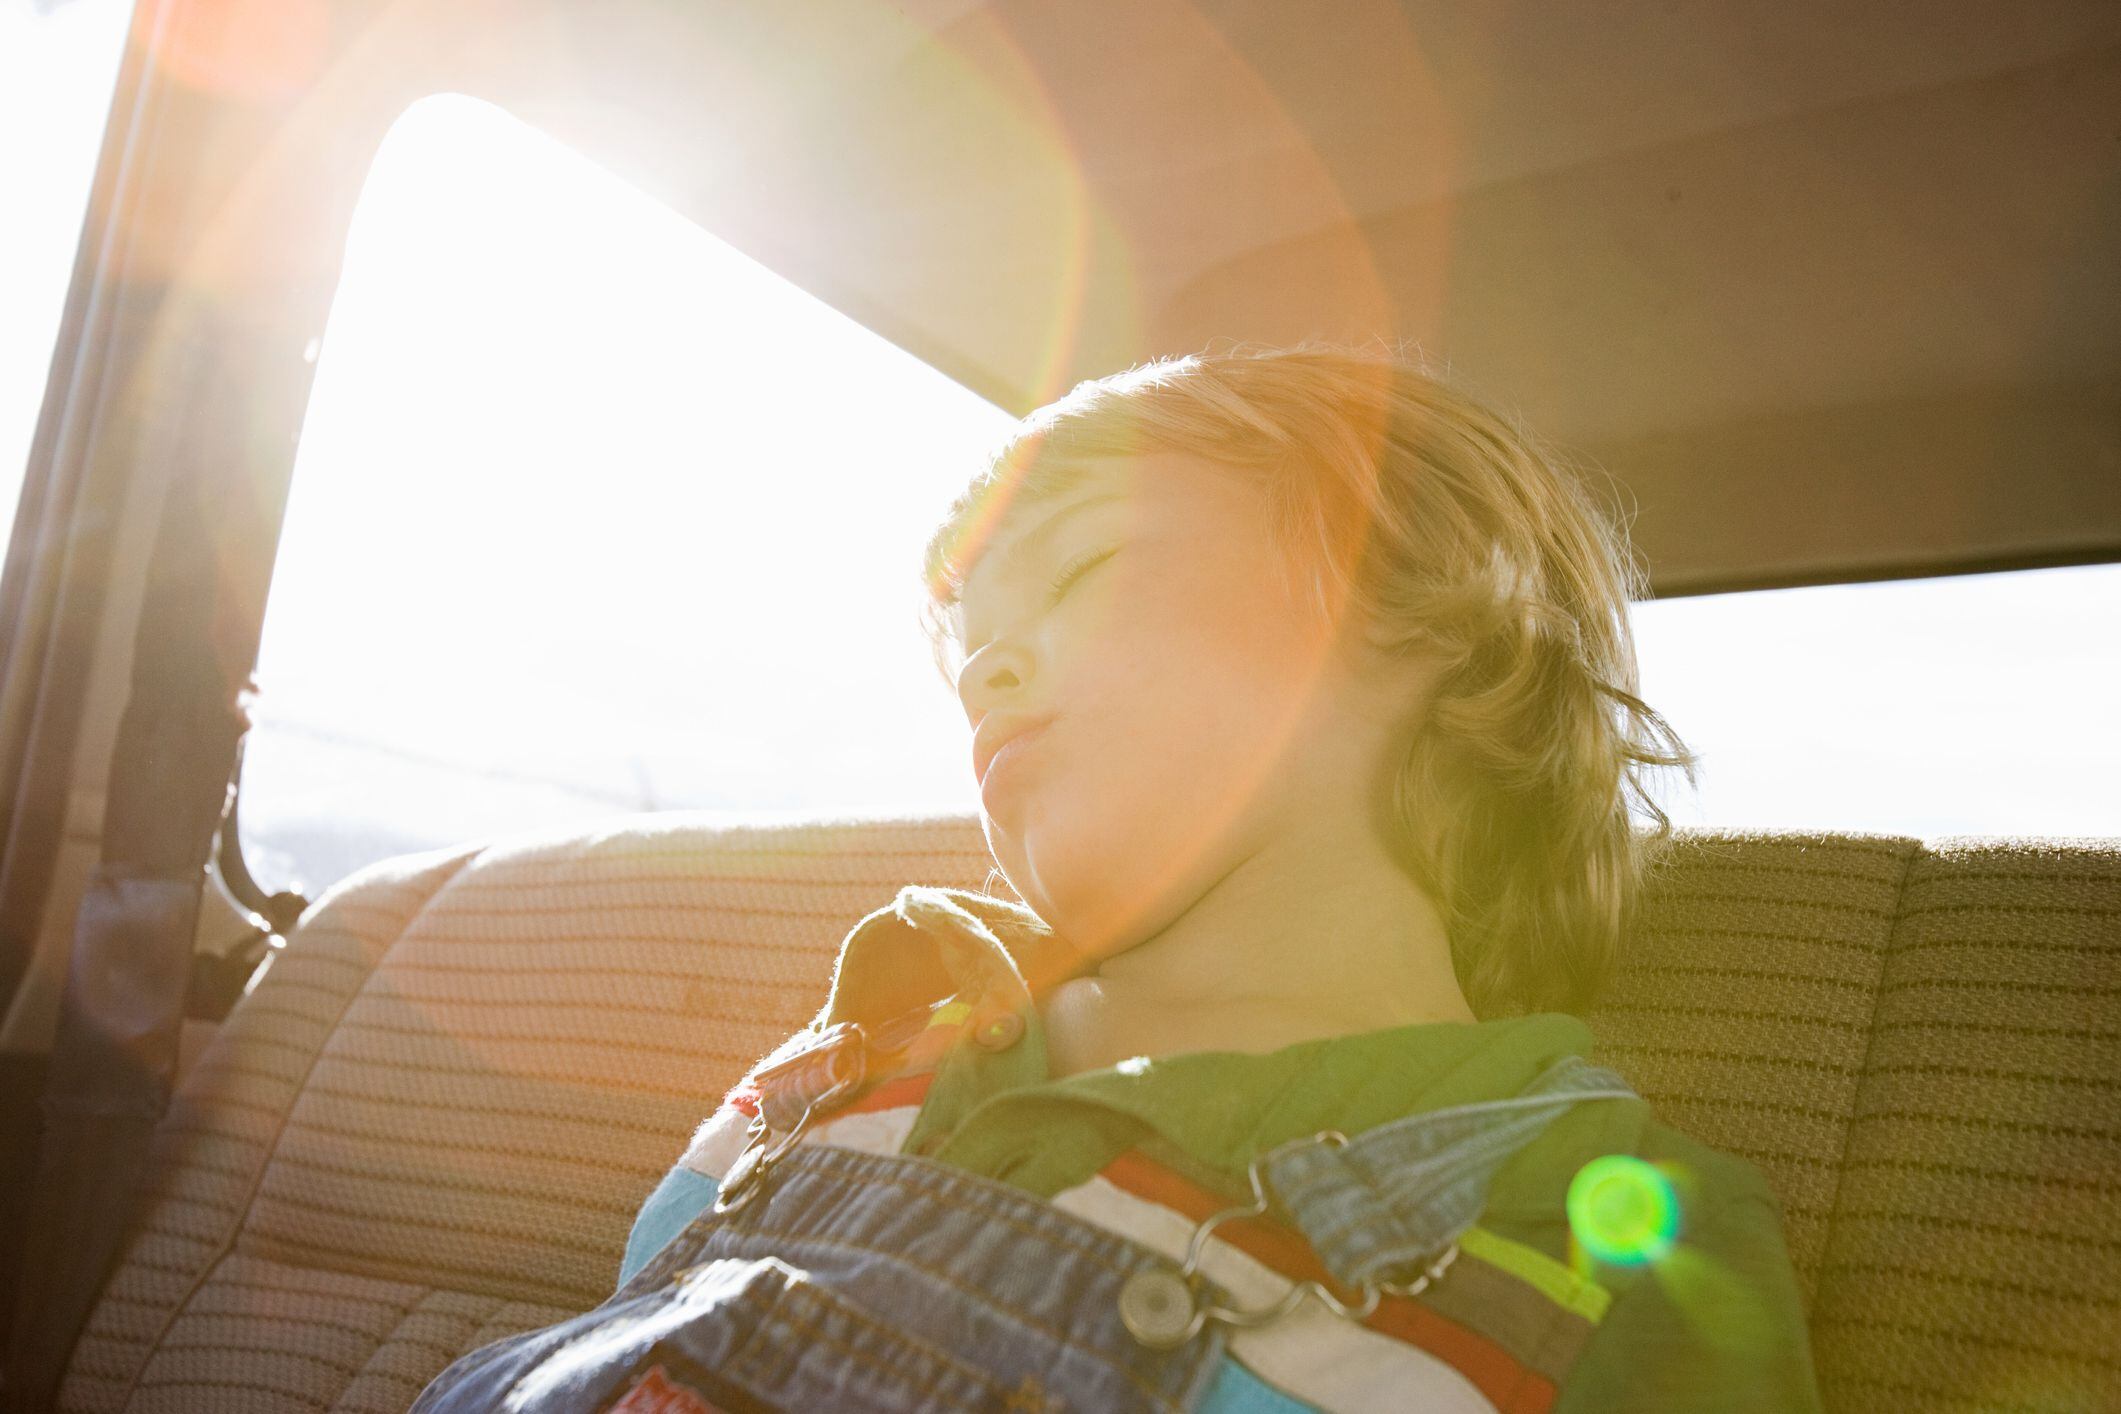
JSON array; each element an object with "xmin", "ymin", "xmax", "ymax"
[
  {"xmin": 814, "ymin": 886, "xmax": 1620, "ymax": 1203},
  {"xmin": 912, "ymin": 1003, "xmax": 1606, "ymax": 1196}
]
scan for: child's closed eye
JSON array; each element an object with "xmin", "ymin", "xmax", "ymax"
[{"xmin": 1049, "ymin": 548, "xmax": 1118, "ymax": 602}]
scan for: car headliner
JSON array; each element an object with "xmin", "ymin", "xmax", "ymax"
[{"xmin": 48, "ymin": 0, "xmax": 2121, "ymax": 595}]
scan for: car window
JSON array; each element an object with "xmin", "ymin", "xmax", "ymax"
[
  {"xmin": 240, "ymin": 95, "xmax": 1011, "ymax": 896},
  {"xmin": 1635, "ymin": 562, "xmax": 2121, "ymax": 838},
  {"xmin": 0, "ymin": 0, "xmax": 132, "ymax": 546}
]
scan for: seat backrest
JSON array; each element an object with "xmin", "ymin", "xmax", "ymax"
[
  {"xmin": 1586, "ymin": 833, "xmax": 2121, "ymax": 1408},
  {"xmin": 58, "ymin": 817, "xmax": 2121, "ymax": 1413},
  {"xmin": 1809, "ymin": 839, "xmax": 2121, "ymax": 1407}
]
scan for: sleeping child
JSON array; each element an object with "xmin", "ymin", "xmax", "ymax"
[{"xmin": 414, "ymin": 345, "xmax": 1824, "ymax": 1412}]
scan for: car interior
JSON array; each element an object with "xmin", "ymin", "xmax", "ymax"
[{"xmin": 0, "ymin": 2, "xmax": 2116, "ymax": 1411}]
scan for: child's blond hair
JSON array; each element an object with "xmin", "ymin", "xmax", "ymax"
[{"xmin": 919, "ymin": 345, "xmax": 1695, "ymax": 1019}]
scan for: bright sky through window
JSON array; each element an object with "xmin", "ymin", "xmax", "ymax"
[
  {"xmin": 243, "ymin": 94, "xmax": 1013, "ymax": 892},
  {"xmin": 0, "ymin": 0, "xmax": 132, "ymax": 544},
  {"xmin": 1634, "ymin": 563, "xmax": 2121, "ymax": 839}
]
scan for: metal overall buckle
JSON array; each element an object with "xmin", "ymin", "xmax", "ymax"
[
  {"xmin": 1116, "ymin": 1129, "xmax": 1461, "ymax": 1350},
  {"xmin": 710, "ymin": 1022, "xmax": 868, "ymax": 1216}
]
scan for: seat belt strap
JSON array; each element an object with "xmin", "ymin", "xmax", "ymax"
[{"xmin": 3, "ymin": 568, "xmax": 248, "ymax": 1411}]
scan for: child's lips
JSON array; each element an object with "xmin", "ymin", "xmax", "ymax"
[
  {"xmin": 979, "ymin": 719, "xmax": 1055, "ymax": 797},
  {"xmin": 974, "ymin": 712, "xmax": 1058, "ymax": 786}
]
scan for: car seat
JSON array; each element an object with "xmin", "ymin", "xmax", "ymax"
[{"xmin": 54, "ymin": 813, "xmax": 2121, "ymax": 1412}]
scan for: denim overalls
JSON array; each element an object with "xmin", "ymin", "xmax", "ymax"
[{"xmin": 411, "ymin": 1045, "xmax": 1635, "ymax": 1413}]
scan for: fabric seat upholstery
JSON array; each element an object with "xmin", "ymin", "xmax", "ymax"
[{"xmin": 56, "ymin": 816, "xmax": 2121, "ymax": 1412}]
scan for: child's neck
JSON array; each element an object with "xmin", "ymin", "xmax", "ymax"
[{"xmin": 1032, "ymin": 833, "xmax": 1477, "ymax": 1079}]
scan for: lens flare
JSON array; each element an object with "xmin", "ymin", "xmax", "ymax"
[{"xmin": 1567, "ymin": 1154, "xmax": 1680, "ymax": 1266}]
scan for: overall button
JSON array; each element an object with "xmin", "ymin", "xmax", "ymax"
[{"xmin": 973, "ymin": 1010, "xmax": 1025, "ymax": 1051}]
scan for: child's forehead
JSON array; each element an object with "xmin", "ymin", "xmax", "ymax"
[{"xmin": 1009, "ymin": 454, "xmax": 1138, "ymax": 512}]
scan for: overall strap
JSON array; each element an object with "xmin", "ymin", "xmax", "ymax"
[{"xmin": 1263, "ymin": 1054, "xmax": 1637, "ymax": 1290}]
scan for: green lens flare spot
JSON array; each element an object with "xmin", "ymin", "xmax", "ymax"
[{"xmin": 1567, "ymin": 1155, "xmax": 1679, "ymax": 1266}]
